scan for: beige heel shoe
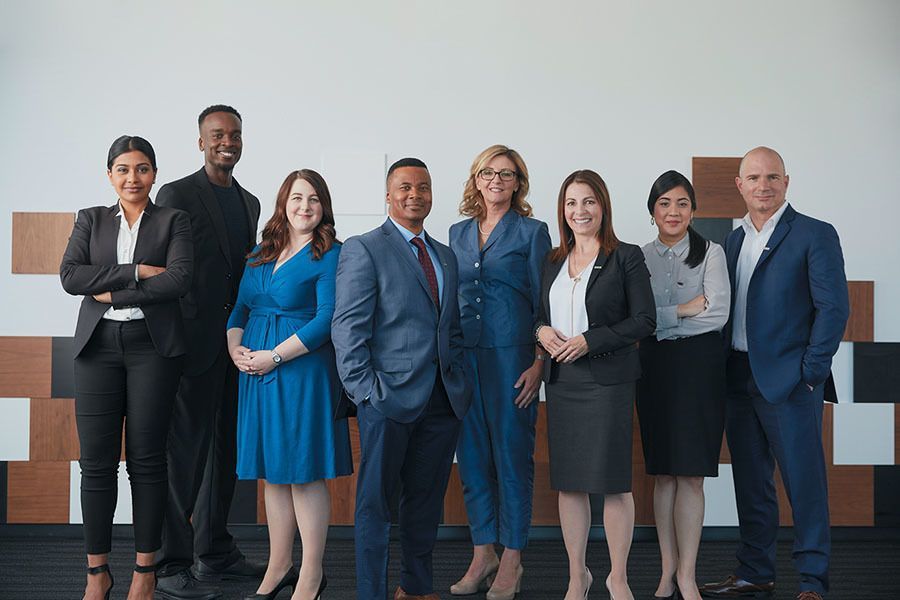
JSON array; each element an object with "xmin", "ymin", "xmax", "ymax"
[
  {"xmin": 450, "ymin": 559, "xmax": 499, "ymax": 596},
  {"xmin": 485, "ymin": 564, "xmax": 523, "ymax": 600}
]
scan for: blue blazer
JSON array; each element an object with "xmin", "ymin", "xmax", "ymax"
[
  {"xmin": 332, "ymin": 219, "xmax": 471, "ymax": 423},
  {"xmin": 724, "ymin": 204, "xmax": 849, "ymax": 404},
  {"xmin": 449, "ymin": 212, "xmax": 551, "ymax": 348}
]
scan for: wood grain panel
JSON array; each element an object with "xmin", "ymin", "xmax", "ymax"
[
  {"xmin": 443, "ymin": 465, "xmax": 468, "ymax": 525},
  {"xmin": 6, "ymin": 461, "xmax": 69, "ymax": 523},
  {"xmin": 29, "ymin": 398, "xmax": 78, "ymax": 461},
  {"xmin": 719, "ymin": 435, "xmax": 731, "ymax": 464},
  {"xmin": 257, "ymin": 480, "xmax": 266, "ymax": 524},
  {"xmin": 632, "ymin": 465, "xmax": 655, "ymax": 526},
  {"xmin": 692, "ymin": 157, "xmax": 745, "ymax": 218},
  {"xmin": 531, "ymin": 462, "xmax": 559, "ymax": 525},
  {"xmin": 828, "ymin": 465, "xmax": 874, "ymax": 525},
  {"xmin": 327, "ymin": 473, "xmax": 357, "ymax": 525},
  {"xmin": 11, "ymin": 212, "xmax": 75, "ymax": 274},
  {"xmin": 844, "ymin": 281, "xmax": 874, "ymax": 342},
  {"xmin": 534, "ymin": 403, "xmax": 549, "ymax": 462},
  {"xmin": 0, "ymin": 336, "xmax": 52, "ymax": 397}
]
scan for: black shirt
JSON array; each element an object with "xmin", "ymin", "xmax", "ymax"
[{"xmin": 211, "ymin": 182, "xmax": 252, "ymax": 279}]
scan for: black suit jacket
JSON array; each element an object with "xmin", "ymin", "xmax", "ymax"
[
  {"xmin": 155, "ymin": 168, "xmax": 260, "ymax": 375},
  {"xmin": 538, "ymin": 243, "xmax": 656, "ymax": 384},
  {"xmin": 60, "ymin": 202, "xmax": 193, "ymax": 358}
]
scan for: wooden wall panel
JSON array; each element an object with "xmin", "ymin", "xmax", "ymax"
[
  {"xmin": 844, "ymin": 281, "xmax": 874, "ymax": 342},
  {"xmin": 6, "ymin": 461, "xmax": 69, "ymax": 523},
  {"xmin": 532, "ymin": 462, "xmax": 559, "ymax": 525},
  {"xmin": 0, "ymin": 336, "xmax": 52, "ymax": 397},
  {"xmin": 534, "ymin": 403, "xmax": 549, "ymax": 462},
  {"xmin": 692, "ymin": 157, "xmax": 744, "ymax": 218},
  {"xmin": 828, "ymin": 466, "xmax": 874, "ymax": 525},
  {"xmin": 29, "ymin": 398, "xmax": 78, "ymax": 461},
  {"xmin": 327, "ymin": 473, "xmax": 357, "ymax": 525},
  {"xmin": 443, "ymin": 465, "xmax": 468, "ymax": 525},
  {"xmin": 11, "ymin": 212, "xmax": 75, "ymax": 274}
]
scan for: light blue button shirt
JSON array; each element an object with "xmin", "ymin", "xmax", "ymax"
[{"xmin": 389, "ymin": 217, "xmax": 444, "ymax": 302}]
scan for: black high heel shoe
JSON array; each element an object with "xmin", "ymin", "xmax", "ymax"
[
  {"xmin": 314, "ymin": 572, "xmax": 327, "ymax": 599},
  {"xmin": 244, "ymin": 566, "xmax": 299, "ymax": 600},
  {"xmin": 84, "ymin": 564, "xmax": 113, "ymax": 600}
]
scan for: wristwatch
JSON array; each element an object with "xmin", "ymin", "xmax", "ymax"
[{"xmin": 271, "ymin": 350, "xmax": 283, "ymax": 365}]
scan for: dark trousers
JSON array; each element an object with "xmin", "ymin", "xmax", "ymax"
[
  {"xmin": 726, "ymin": 352, "xmax": 830, "ymax": 594},
  {"xmin": 158, "ymin": 345, "xmax": 240, "ymax": 576},
  {"xmin": 74, "ymin": 320, "xmax": 181, "ymax": 555},
  {"xmin": 354, "ymin": 378, "xmax": 461, "ymax": 600}
]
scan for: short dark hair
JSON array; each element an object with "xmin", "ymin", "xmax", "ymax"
[
  {"xmin": 386, "ymin": 157, "xmax": 428, "ymax": 183},
  {"xmin": 647, "ymin": 170, "xmax": 709, "ymax": 269},
  {"xmin": 198, "ymin": 104, "xmax": 242, "ymax": 128},
  {"xmin": 106, "ymin": 135, "xmax": 157, "ymax": 171}
]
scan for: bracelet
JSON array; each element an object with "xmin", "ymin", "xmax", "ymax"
[{"xmin": 533, "ymin": 323, "xmax": 545, "ymax": 343}]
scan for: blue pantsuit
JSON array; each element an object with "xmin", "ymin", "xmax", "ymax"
[{"xmin": 449, "ymin": 211, "xmax": 551, "ymax": 549}]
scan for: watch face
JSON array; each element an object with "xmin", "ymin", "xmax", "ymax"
[{"xmin": 272, "ymin": 352, "xmax": 282, "ymax": 363}]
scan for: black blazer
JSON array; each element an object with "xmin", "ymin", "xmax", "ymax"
[
  {"xmin": 155, "ymin": 168, "xmax": 260, "ymax": 375},
  {"xmin": 537, "ymin": 243, "xmax": 656, "ymax": 385},
  {"xmin": 60, "ymin": 202, "xmax": 193, "ymax": 358}
]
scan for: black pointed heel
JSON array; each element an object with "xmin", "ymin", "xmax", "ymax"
[
  {"xmin": 85, "ymin": 564, "xmax": 114, "ymax": 600},
  {"xmin": 315, "ymin": 572, "xmax": 328, "ymax": 599},
  {"xmin": 244, "ymin": 566, "xmax": 299, "ymax": 600}
]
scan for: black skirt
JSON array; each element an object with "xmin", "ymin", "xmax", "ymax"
[
  {"xmin": 636, "ymin": 331, "xmax": 726, "ymax": 477},
  {"xmin": 546, "ymin": 358, "xmax": 634, "ymax": 494}
]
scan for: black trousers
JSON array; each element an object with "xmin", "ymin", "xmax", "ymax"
[
  {"xmin": 74, "ymin": 320, "xmax": 181, "ymax": 555},
  {"xmin": 158, "ymin": 345, "xmax": 240, "ymax": 576}
]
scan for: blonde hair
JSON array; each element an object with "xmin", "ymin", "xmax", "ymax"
[{"xmin": 459, "ymin": 144, "xmax": 532, "ymax": 219}]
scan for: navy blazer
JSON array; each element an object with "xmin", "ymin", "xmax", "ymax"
[
  {"xmin": 449, "ymin": 212, "xmax": 551, "ymax": 348},
  {"xmin": 724, "ymin": 204, "xmax": 849, "ymax": 404},
  {"xmin": 155, "ymin": 168, "xmax": 260, "ymax": 374},
  {"xmin": 538, "ymin": 243, "xmax": 656, "ymax": 385},
  {"xmin": 332, "ymin": 219, "xmax": 471, "ymax": 423},
  {"xmin": 60, "ymin": 201, "xmax": 193, "ymax": 358}
]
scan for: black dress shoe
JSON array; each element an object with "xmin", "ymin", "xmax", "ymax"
[
  {"xmin": 156, "ymin": 570, "xmax": 222, "ymax": 600},
  {"xmin": 244, "ymin": 566, "xmax": 299, "ymax": 599},
  {"xmin": 699, "ymin": 575, "xmax": 774, "ymax": 598},
  {"xmin": 194, "ymin": 556, "xmax": 266, "ymax": 581}
]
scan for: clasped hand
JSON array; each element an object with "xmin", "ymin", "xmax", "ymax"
[
  {"xmin": 230, "ymin": 345, "xmax": 276, "ymax": 376},
  {"xmin": 537, "ymin": 326, "xmax": 588, "ymax": 364}
]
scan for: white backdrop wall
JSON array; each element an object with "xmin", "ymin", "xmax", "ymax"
[{"xmin": 2, "ymin": 1, "xmax": 899, "ymax": 340}]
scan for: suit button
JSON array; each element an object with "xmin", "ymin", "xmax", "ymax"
[
  {"xmin": 226, "ymin": 273, "xmax": 232, "ymax": 280},
  {"xmin": 474, "ymin": 261, "xmax": 480, "ymax": 268},
  {"xmin": 474, "ymin": 279, "xmax": 479, "ymax": 285},
  {"xmin": 224, "ymin": 303, "xmax": 233, "ymax": 311},
  {"xmin": 475, "ymin": 315, "xmax": 481, "ymax": 320},
  {"xmin": 590, "ymin": 322, "xmax": 597, "ymax": 327},
  {"xmin": 475, "ymin": 297, "xmax": 481, "ymax": 303}
]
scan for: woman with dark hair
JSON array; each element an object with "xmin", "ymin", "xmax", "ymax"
[
  {"xmin": 226, "ymin": 169, "xmax": 351, "ymax": 600},
  {"xmin": 60, "ymin": 135, "xmax": 192, "ymax": 600},
  {"xmin": 536, "ymin": 170, "xmax": 655, "ymax": 600},
  {"xmin": 637, "ymin": 170, "xmax": 729, "ymax": 600},
  {"xmin": 448, "ymin": 145, "xmax": 551, "ymax": 599}
]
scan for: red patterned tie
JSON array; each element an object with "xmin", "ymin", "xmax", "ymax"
[{"xmin": 410, "ymin": 237, "xmax": 440, "ymax": 307}]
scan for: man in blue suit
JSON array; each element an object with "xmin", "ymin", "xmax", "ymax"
[
  {"xmin": 332, "ymin": 158, "xmax": 471, "ymax": 600},
  {"xmin": 700, "ymin": 147, "xmax": 849, "ymax": 600}
]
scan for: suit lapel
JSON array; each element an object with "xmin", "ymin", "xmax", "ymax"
[
  {"xmin": 100, "ymin": 204, "xmax": 120, "ymax": 265},
  {"xmin": 381, "ymin": 220, "xmax": 435, "ymax": 309},
  {"xmin": 426, "ymin": 232, "xmax": 452, "ymax": 318},
  {"xmin": 754, "ymin": 204, "xmax": 795, "ymax": 271},
  {"xmin": 234, "ymin": 177, "xmax": 257, "ymax": 244},
  {"xmin": 193, "ymin": 169, "xmax": 233, "ymax": 269},
  {"xmin": 726, "ymin": 228, "xmax": 744, "ymax": 293},
  {"xmin": 131, "ymin": 200, "xmax": 154, "ymax": 263},
  {"xmin": 585, "ymin": 249, "xmax": 611, "ymax": 292},
  {"xmin": 481, "ymin": 210, "xmax": 516, "ymax": 253}
]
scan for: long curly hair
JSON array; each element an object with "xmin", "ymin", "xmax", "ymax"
[
  {"xmin": 248, "ymin": 169, "xmax": 337, "ymax": 265},
  {"xmin": 458, "ymin": 144, "xmax": 532, "ymax": 219}
]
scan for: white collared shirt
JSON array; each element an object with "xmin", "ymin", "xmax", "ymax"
[
  {"xmin": 102, "ymin": 206, "xmax": 145, "ymax": 321},
  {"xmin": 548, "ymin": 255, "xmax": 592, "ymax": 338},
  {"xmin": 731, "ymin": 201, "xmax": 789, "ymax": 351}
]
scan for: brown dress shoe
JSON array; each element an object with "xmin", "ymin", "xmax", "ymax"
[
  {"xmin": 699, "ymin": 574, "xmax": 775, "ymax": 597},
  {"xmin": 796, "ymin": 592, "xmax": 824, "ymax": 600},
  {"xmin": 395, "ymin": 586, "xmax": 440, "ymax": 600}
]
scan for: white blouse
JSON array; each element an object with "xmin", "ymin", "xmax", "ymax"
[
  {"xmin": 548, "ymin": 254, "xmax": 592, "ymax": 338},
  {"xmin": 102, "ymin": 206, "xmax": 145, "ymax": 322}
]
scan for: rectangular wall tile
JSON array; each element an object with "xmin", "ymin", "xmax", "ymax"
[
  {"xmin": 831, "ymin": 342, "xmax": 854, "ymax": 403},
  {"xmin": 11, "ymin": 212, "xmax": 75, "ymax": 274},
  {"xmin": 703, "ymin": 464, "xmax": 739, "ymax": 526},
  {"xmin": 0, "ymin": 398, "xmax": 30, "ymax": 460},
  {"xmin": 51, "ymin": 337, "xmax": 75, "ymax": 399},
  {"xmin": 442, "ymin": 465, "xmax": 467, "ymax": 525},
  {"xmin": 531, "ymin": 462, "xmax": 559, "ymax": 525},
  {"xmin": 844, "ymin": 281, "xmax": 874, "ymax": 342},
  {"xmin": 692, "ymin": 157, "xmax": 745, "ymax": 218},
  {"xmin": 68, "ymin": 460, "xmax": 132, "ymax": 524},
  {"xmin": 692, "ymin": 217, "xmax": 734, "ymax": 247},
  {"xmin": 853, "ymin": 343, "xmax": 900, "ymax": 403},
  {"xmin": 0, "ymin": 462, "xmax": 7, "ymax": 523},
  {"xmin": 327, "ymin": 473, "xmax": 357, "ymax": 525},
  {"xmin": 874, "ymin": 465, "xmax": 900, "ymax": 527},
  {"xmin": 29, "ymin": 398, "xmax": 78, "ymax": 461},
  {"xmin": 0, "ymin": 337, "xmax": 52, "ymax": 398},
  {"xmin": 828, "ymin": 465, "xmax": 874, "ymax": 525},
  {"xmin": 7, "ymin": 461, "xmax": 69, "ymax": 523},
  {"xmin": 833, "ymin": 404, "xmax": 895, "ymax": 465}
]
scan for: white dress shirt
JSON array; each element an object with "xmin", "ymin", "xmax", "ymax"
[
  {"xmin": 102, "ymin": 205, "xmax": 145, "ymax": 321},
  {"xmin": 549, "ymin": 254, "xmax": 592, "ymax": 338},
  {"xmin": 731, "ymin": 201, "xmax": 789, "ymax": 351}
]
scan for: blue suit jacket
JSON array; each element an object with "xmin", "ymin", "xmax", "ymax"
[
  {"xmin": 724, "ymin": 204, "xmax": 849, "ymax": 404},
  {"xmin": 332, "ymin": 219, "xmax": 471, "ymax": 423},
  {"xmin": 449, "ymin": 212, "xmax": 551, "ymax": 348}
]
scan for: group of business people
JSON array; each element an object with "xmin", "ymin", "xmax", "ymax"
[{"xmin": 61, "ymin": 102, "xmax": 848, "ymax": 600}]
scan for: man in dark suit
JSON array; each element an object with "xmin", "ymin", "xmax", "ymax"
[
  {"xmin": 700, "ymin": 147, "xmax": 849, "ymax": 600},
  {"xmin": 332, "ymin": 158, "xmax": 471, "ymax": 600},
  {"xmin": 154, "ymin": 105, "xmax": 263, "ymax": 600}
]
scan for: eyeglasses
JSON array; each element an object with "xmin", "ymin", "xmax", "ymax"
[{"xmin": 478, "ymin": 168, "xmax": 517, "ymax": 182}]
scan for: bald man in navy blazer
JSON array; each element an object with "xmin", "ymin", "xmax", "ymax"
[
  {"xmin": 700, "ymin": 148, "xmax": 849, "ymax": 600},
  {"xmin": 332, "ymin": 158, "xmax": 471, "ymax": 600}
]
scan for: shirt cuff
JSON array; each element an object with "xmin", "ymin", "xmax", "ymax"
[
  {"xmin": 134, "ymin": 265, "xmax": 140, "ymax": 283},
  {"xmin": 657, "ymin": 305, "xmax": 680, "ymax": 330}
]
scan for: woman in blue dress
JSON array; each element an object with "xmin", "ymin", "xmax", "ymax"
[
  {"xmin": 448, "ymin": 145, "xmax": 552, "ymax": 600},
  {"xmin": 226, "ymin": 169, "xmax": 351, "ymax": 600}
]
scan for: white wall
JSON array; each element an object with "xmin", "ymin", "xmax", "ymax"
[{"xmin": 2, "ymin": 0, "xmax": 899, "ymax": 339}]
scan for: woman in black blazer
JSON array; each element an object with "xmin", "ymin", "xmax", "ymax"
[
  {"xmin": 60, "ymin": 136, "xmax": 192, "ymax": 600},
  {"xmin": 536, "ymin": 170, "xmax": 655, "ymax": 600}
]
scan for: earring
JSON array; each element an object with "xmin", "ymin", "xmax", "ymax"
[{"xmin": 650, "ymin": 217, "xmax": 656, "ymax": 226}]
